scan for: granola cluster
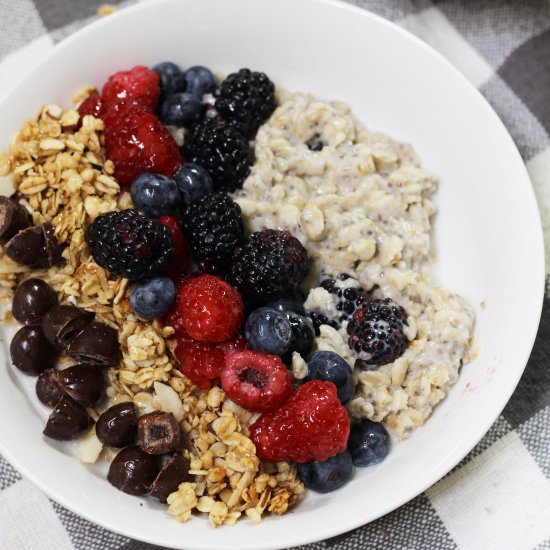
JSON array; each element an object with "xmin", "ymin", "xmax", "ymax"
[{"xmin": 0, "ymin": 90, "xmax": 303, "ymax": 525}]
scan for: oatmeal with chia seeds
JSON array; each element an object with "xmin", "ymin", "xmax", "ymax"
[{"xmin": 234, "ymin": 92, "xmax": 475, "ymax": 438}]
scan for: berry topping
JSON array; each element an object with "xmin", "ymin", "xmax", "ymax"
[
  {"xmin": 265, "ymin": 294, "xmax": 305, "ymax": 316},
  {"xmin": 347, "ymin": 298, "xmax": 408, "ymax": 366},
  {"xmin": 184, "ymin": 117, "xmax": 252, "ymax": 191},
  {"xmin": 216, "ymin": 334, "xmax": 248, "ymax": 357},
  {"xmin": 245, "ymin": 307, "xmax": 292, "ymax": 357},
  {"xmin": 130, "ymin": 276, "xmax": 177, "ymax": 321},
  {"xmin": 178, "ymin": 274, "xmax": 243, "ymax": 342},
  {"xmin": 305, "ymin": 351, "xmax": 354, "ymax": 403},
  {"xmin": 307, "ymin": 311, "xmax": 339, "ymax": 336},
  {"xmin": 231, "ymin": 229, "xmax": 308, "ymax": 303},
  {"xmin": 220, "ymin": 350, "xmax": 293, "ymax": 413},
  {"xmin": 78, "ymin": 93, "xmax": 105, "ymax": 120},
  {"xmin": 181, "ymin": 191, "xmax": 244, "ymax": 275},
  {"xmin": 104, "ymin": 107, "xmax": 182, "ymax": 185},
  {"xmin": 174, "ymin": 163, "xmax": 214, "ymax": 206},
  {"xmin": 284, "ymin": 313, "xmax": 315, "ymax": 359},
  {"xmin": 85, "ymin": 209, "xmax": 174, "ymax": 281},
  {"xmin": 102, "ymin": 65, "xmax": 160, "ymax": 111},
  {"xmin": 163, "ymin": 301, "xmax": 186, "ymax": 337},
  {"xmin": 321, "ymin": 275, "xmax": 368, "ymax": 322},
  {"xmin": 297, "ymin": 451, "xmax": 353, "ymax": 493},
  {"xmin": 347, "ymin": 419, "xmax": 390, "ymax": 467},
  {"xmin": 130, "ymin": 173, "xmax": 180, "ymax": 217},
  {"xmin": 153, "ymin": 61, "xmax": 187, "ymax": 100},
  {"xmin": 215, "ymin": 68, "xmax": 276, "ymax": 138},
  {"xmin": 158, "ymin": 216, "xmax": 190, "ymax": 282},
  {"xmin": 175, "ymin": 338, "xmax": 224, "ymax": 390},
  {"xmin": 182, "ymin": 66, "xmax": 217, "ymax": 99},
  {"xmin": 160, "ymin": 92, "xmax": 203, "ymax": 128},
  {"xmin": 249, "ymin": 379, "xmax": 350, "ymax": 463}
]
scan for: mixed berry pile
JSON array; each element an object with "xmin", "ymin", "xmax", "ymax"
[{"xmin": 2, "ymin": 61, "xmax": 410, "ymax": 507}]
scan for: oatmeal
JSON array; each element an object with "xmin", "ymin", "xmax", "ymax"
[{"xmin": 234, "ymin": 92, "xmax": 474, "ymax": 438}]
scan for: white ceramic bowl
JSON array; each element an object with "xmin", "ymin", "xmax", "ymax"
[{"xmin": 0, "ymin": 0, "xmax": 544, "ymax": 548}]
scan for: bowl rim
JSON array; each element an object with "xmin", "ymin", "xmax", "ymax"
[{"xmin": 0, "ymin": 0, "xmax": 545, "ymax": 547}]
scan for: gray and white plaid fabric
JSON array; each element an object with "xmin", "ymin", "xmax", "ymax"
[{"xmin": 1, "ymin": 1, "xmax": 549, "ymax": 549}]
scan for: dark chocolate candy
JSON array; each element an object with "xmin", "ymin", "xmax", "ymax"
[
  {"xmin": 58, "ymin": 364, "xmax": 106, "ymax": 407},
  {"xmin": 65, "ymin": 321, "xmax": 121, "ymax": 367},
  {"xmin": 0, "ymin": 196, "xmax": 31, "ymax": 242},
  {"xmin": 10, "ymin": 324, "xmax": 58, "ymax": 375},
  {"xmin": 12, "ymin": 278, "xmax": 58, "ymax": 324},
  {"xmin": 96, "ymin": 403, "xmax": 138, "ymax": 448},
  {"xmin": 36, "ymin": 368, "xmax": 65, "ymax": 407},
  {"xmin": 148, "ymin": 453, "xmax": 191, "ymax": 503},
  {"xmin": 5, "ymin": 225, "xmax": 49, "ymax": 267},
  {"xmin": 107, "ymin": 446, "xmax": 159, "ymax": 495},
  {"xmin": 43, "ymin": 395, "xmax": 91, "ymax": 440},
  {"xmin": 42, "ymin": 305, "xmax": 94, "ymax": 350},
  {"xmin": 137, "ymin": 411, "xmax": 182, "ymax": 455}
]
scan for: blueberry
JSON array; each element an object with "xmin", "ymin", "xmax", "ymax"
[
  {"xmin": 297, "ymin": 451, "xmax": 353, "ymax": 493},
  {"xmin": 265, "ymin": 294, "xmax": 305, "ymax": 316},
  {"xmin": 305, "ymin": 351, "xmax": 354, "ymax": 403},
  {"xmin": 174, "ymin": 163, "xmax": 214, "ymax": 206},
  {"xmin": 160, "ymin": 93, "xmax": 202, "ymax": 128},
  {"xmin": 130, "ymin": 277, "xmax": 177, "ymax": 321},
  {"xmin": 183, "ymin": 66, "xmax": 217, "ymax": 99},
  {"xmin": 245, "ymin": 307, "xmax": 292, "ymax": 356},
  {"xmin": 153, "ymin": 61, "xmax": 187, "ymax": 99},
  {"xmin": 130, "ymin": 173, "xmax": 180, "ymax": 217},
  {"xmin": 348, "ymin": 419, "xmax": 390, "ymax": 467},
  {"xmin": 285, "ymin": 313, "xmax": 315, "ymax": 358}
]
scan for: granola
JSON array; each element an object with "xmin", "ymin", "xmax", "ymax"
[{"xmin": 0, "ymin": 96, "xmax": 303, "ymax": 525}]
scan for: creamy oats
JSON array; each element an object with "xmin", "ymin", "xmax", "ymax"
[{"xmin": 234, "ymin": 92, "xmax": 475, "ymax": 439}]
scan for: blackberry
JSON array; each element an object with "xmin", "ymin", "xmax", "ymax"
[
  {"xmin": 184, "ymin": 117, "xmax": 253, "ymax": 191},
  {"xmin": 182, "ymin": 191, "xmax": 244, "ymax": 275},
  {"xmin": 231, "ymin": 229, "xmax": 308, "ymax": 303},
  {"xmin": 320, "ymin": 276, "xmax": 368, "ymax": 322},
  {"xmin": 215, "ymin": 69, "xmax": 276, "ymax": 139},
  {"xmin": 347, "ymin": 298, "xmax": 408, "ymax": 367},
  {"xmin": 308, "ymin": 312, "xmax": 339, "ymax": 336},
  {"xmin": 85, "ymin": 209, "xmax": 174, "ymax": 281}
]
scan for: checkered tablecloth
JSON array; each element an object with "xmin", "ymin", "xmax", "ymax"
[{"xmin": 1, "ymin": 1, "xmax": 549, "ymax": 549}]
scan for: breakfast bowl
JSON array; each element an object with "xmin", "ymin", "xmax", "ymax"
[{"xmin": 0, "ymin": 0, "xmax": 544, "ymax": 548}]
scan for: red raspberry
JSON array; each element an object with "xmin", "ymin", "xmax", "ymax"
[
  {"xmin": 163, "ymin": 302, "xmax": 186, "ymax": 336},
  {"xmin": 175, "ymin": 337, "xmax": 224, "ymax": 390},
  {"xmin": 104, "ymin": 108, "xmax": 182, "ymax": 185},
  {"xmin": 158, "ymin": 216, "xmax": 190, "ymax": 282},
  {"xmin": 249, "ymin": 380, "xmax": 350, "ymax": 463},
  {"xmin": 102, "ymin": 99, "xmax": 145, "ymax": 127},
  {"xmin": 221, "ymin": 351, "xmax": 293, "ymax": 413},
  {"xmin": 178, "ymin": 274, "xmax": 243, "ymax": 343},
  {"xmin": 102, "ymin": 65, "xmax": 160, "ymax": 111},
  {"xmin": 78, "ymin": 93, "xmax": 105, "ymax": 120},
  {"xmin": 216, "ymin": 335, "xmax": 248, "ymax": 357}
]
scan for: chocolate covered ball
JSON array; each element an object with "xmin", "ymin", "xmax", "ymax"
[
  {"xmin": 12, "ymin": 278, "xmax": 58, "ymax": 324},
  {"xmin": 36, "ymin": 368, "xmax": 64, "ymax": 407},
  {"xmin": 107, "ymin": 446, "xmax": 159, "ymax": 495},
  {"xmin": 65, "ymin": 321, "xmax": 121, "ymax": 367},
  {"xmin": 58, "ymin": 364, "xmax": 106, "ymax": 408},
  {"xmin": 96, "ymin": 403, "xmax": 138, "ymax": 448},
  {"xmin": 42, "ymin": 305, "xmax": 94, "ymax": 350},
  {"xmin": 43, "ymin": 395, "xmax": 91, "ymax": 440},
  {"xmin": 10, "ymin": 324, "xmax": 58, "ymax": 375}
]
